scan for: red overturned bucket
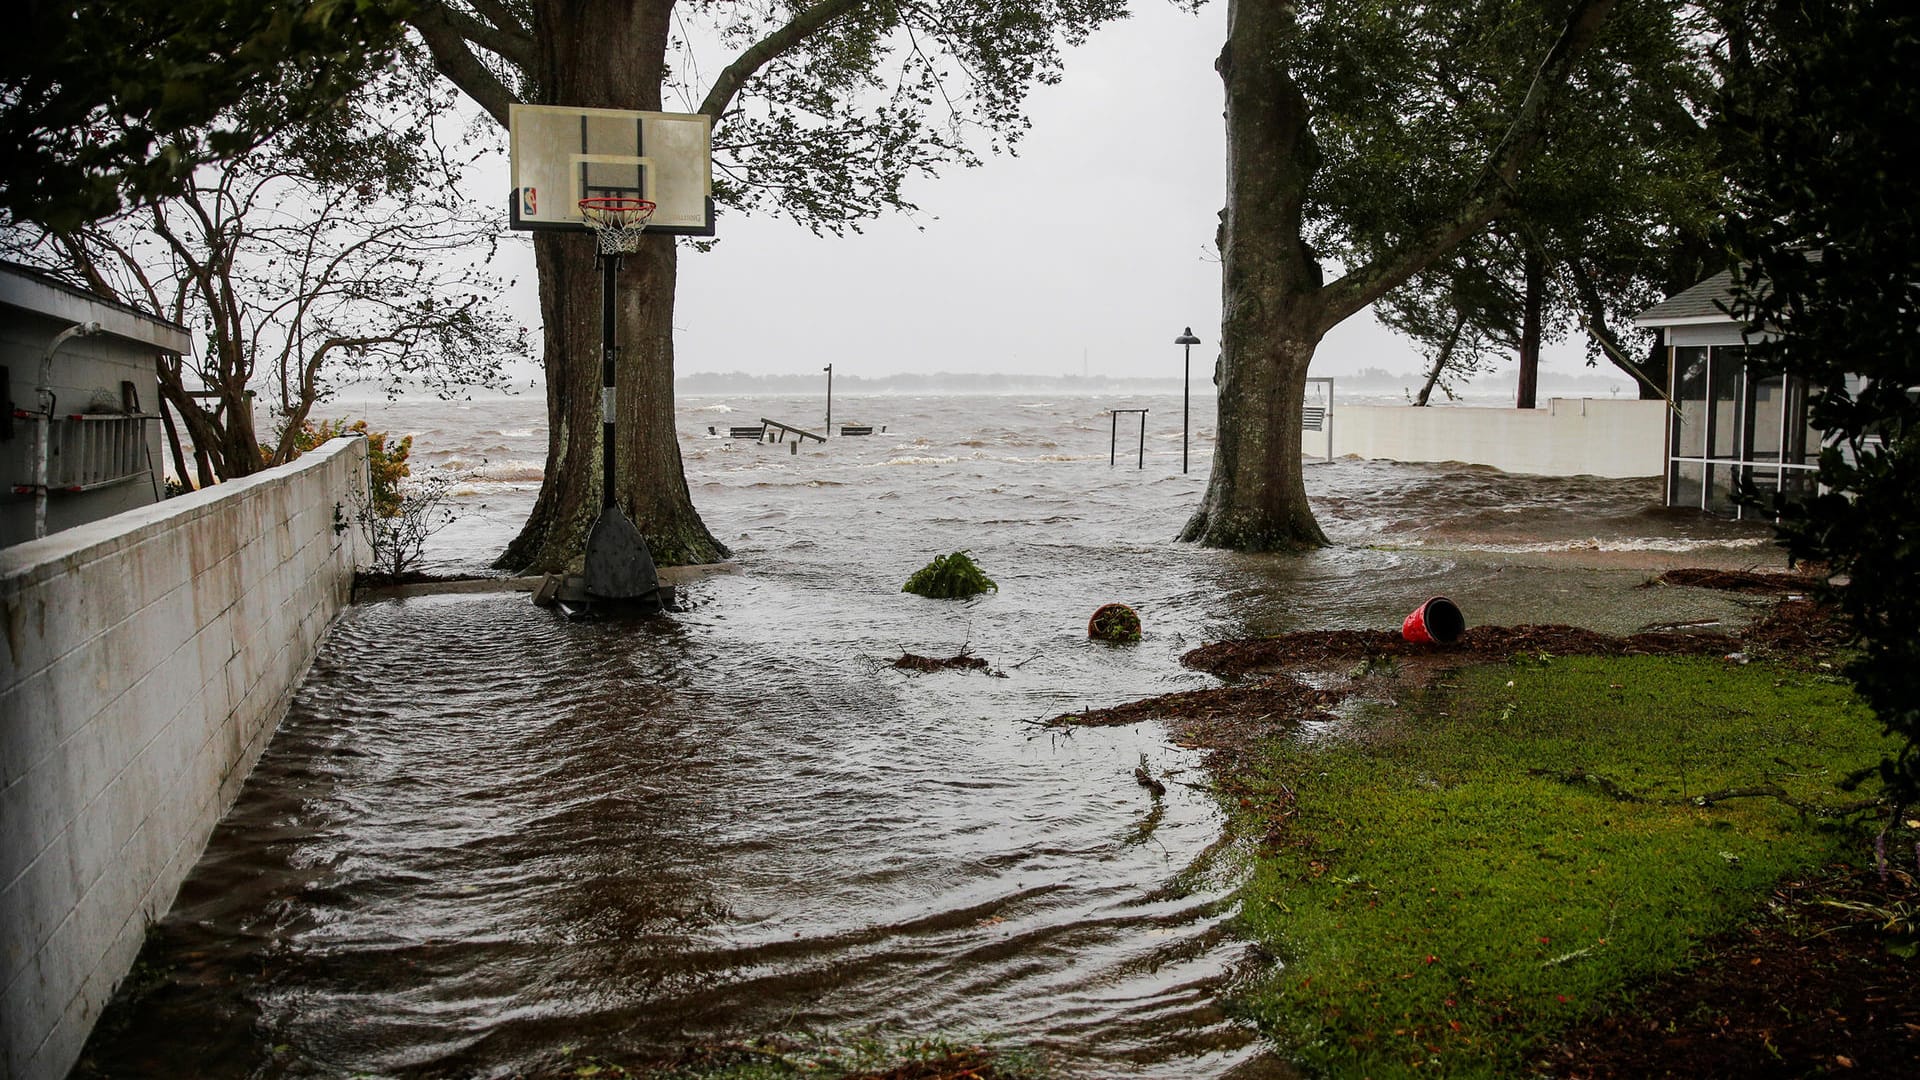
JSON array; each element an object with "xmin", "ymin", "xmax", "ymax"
[{"xmin": 1402, "ymin": 596, "xmax": 1466, "ymax": 645}]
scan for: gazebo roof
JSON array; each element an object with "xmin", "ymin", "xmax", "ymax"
[{"xmin": 1632, "ymin": 269, "xmax": 1737, "ymax": 328}]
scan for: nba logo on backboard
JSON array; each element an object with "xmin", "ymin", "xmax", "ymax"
[{"xmin": 519, "ymin": 188, "xmax": 537, "ymax": 217}]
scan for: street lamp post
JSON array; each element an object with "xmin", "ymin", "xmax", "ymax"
[
  {"xmin": 1175, "ymin": 327, "xmax": 1201, "ymax": 473},
  {"xmin": 824, "ymin": 363, "xmax": 833, "ymax": 434}
]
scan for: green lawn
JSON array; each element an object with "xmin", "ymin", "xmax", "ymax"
[{"xmin": 1227, "ymin": 655, "xmax": 1893, "ymax": 1078}]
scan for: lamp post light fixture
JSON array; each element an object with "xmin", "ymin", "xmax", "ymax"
[
  {"xmin": 824, "ymin": 363, "xmax": 833, "ymax": 433},
  {"xmin": 1175, "ymin": 327, "xmax": 1201, "ymax": 473}
]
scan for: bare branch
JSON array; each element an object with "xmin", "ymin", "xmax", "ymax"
[{"xmin": 700, "ymin": 0, "xmax": 869, "ymax": 120}]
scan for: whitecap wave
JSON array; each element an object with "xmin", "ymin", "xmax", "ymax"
[
  {"xmin": 438, "ymin": 459, "xmax": 546, "ymax": 483},
  {"xmin": 877, "ymin": 455, "xmax": 959, "ymax": 467}
]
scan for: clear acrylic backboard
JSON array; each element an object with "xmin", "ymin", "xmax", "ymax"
[{"xmin": 507, "ymin": 104, "xmax": 715, "ymax": 236}]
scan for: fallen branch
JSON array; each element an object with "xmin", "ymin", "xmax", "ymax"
[
  {"xmin": 1526, "ymin": 768, "xmax": 1650, "ymax": 803},
  {"xmin": 1525, "ymin": 770, "xmax": 1884, "ymax": 818},
  {"xmin": 1690, "ymin": 785, "xmax": 1883, "ymax": 818},
  {"xmin": 893, "ymin": 648, "xmax": 989, "ymax": 673}
]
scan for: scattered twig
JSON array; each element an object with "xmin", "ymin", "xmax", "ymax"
[
  {"xmin": 1526, "ymin": 768, "xmax": 1650, "ymax": 803},
  {"xmin": 1526, "ymin": 769, "xmax": 1884, "ymax": 818}
]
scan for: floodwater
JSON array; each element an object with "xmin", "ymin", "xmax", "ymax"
[{"xmin": 75, "ymin": 393, "xmax": 1777, "ymax": 1078}]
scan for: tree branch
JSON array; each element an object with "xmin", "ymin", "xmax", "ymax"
[
  {"xmin": 1314, "ymin": 0, "xmax": 1619, "ymax": 329},
  {"xmin": 699, "ymin": 0, "xmax": 870, "ymax": 120},
  {"xmin": 410, "ymin": 1, "xmax": 521, "ymax": 125},
  {"xmin": 428, "ymin": 1, "xmax": 536, "ymax": 72}
]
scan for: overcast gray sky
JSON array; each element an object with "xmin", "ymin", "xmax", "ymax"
[{"xmin": 487, "ymin": 3, "xmax": 1598, "ymax": 388}]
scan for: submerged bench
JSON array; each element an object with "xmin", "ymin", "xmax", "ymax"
[{"xmin": 760, "ymin": 418, "xmax": 826, "ymax": 444}]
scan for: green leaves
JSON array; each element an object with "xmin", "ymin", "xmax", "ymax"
[
  {"xmin": 2, "ymin": 0, "xmax": 411, "ymax": 230},
  {"xmin": 695, "ymin": 0, "xmax": 1125, "ymax": 233},
  {"xmin": 1719, "ymin": 0, "xmax": 1920, "ymax": 814},
  {"xmin": 902, "ymin": 550, "xmax": 998, "ymax": 599}
]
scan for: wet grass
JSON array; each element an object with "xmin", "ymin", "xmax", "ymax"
[{"xmin": 1228, "ymin": 654, "xmax": 1895, "ymax": 1078}]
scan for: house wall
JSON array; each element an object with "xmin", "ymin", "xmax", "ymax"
[
  {"xmin": 1315, "ymin": 398, "xmax": 1667, "ymax": 478},
  {"xmin": 1, "ymin": 295, "xmax": 173, "ymax": 548},
  {"xmin": 0, "ymin": 437, "xmax": 367, "ymax": 1080}
]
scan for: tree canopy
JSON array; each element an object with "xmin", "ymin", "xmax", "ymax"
[
  {"xmin": 1334, "ymin": 1, "xmax": 1721, "ymax": 406},
  {"xmin": 1, "ymin": 0, "xmax": 409, "ymax": 231},
  {"xmin": 4, "ymin": 49, "xmax": 524, "ymax": 483}
]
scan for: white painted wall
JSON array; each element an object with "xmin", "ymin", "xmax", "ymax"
[
  {"xmin": 1314, "ymin": 398, "xmax": 1666, "ymax": 478},
  {"xmin": 0, "ymin": 437, "xmax": 367, "ymax": 1080}
]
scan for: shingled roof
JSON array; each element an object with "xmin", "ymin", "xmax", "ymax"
[{"xmin": 1632, "ymin": 269, "xmax": 1737, "ymax": 327}]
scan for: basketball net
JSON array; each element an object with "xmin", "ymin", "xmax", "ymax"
[{"xmin": 578, "ymin": 197, "xmax": 656, "ymax": 256}]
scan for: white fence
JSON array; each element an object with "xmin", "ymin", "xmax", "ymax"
[{"xmin": 1312, "ymin": 398, "xmax": 1665, "ymax": 478}]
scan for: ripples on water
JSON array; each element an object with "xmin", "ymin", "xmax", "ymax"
[{"xmin": 79, "ymin": 393, "xmax": 1772, "ymax": 1078}]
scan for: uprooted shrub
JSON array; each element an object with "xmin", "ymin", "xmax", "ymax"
[{"xmin": 902, "ymin": 550, "xmax": 997, "ymax": 599}]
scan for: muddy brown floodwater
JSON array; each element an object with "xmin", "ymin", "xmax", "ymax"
[{"xmin": 74, "ymin": 395, "xmax": 1784, "ymax": 1078}]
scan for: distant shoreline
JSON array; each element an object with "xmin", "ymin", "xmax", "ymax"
[
  {"xmin": 671, "ymin": 369, "xmax": 1630, "ymax": 397},
  {"xmin": 323, "ymin": 369, "xmax": 1636, "ymax": 402}
]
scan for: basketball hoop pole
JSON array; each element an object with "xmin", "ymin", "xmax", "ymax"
[
  {"xmin": 576, "ymin": 197, "xmax": 654, "ymax": 509},
  {"xmin": 599, "ymin": 250, "xmax": 619, "ymax": 509},
  {"xmin": 578, "ymin": 198, "xmax": 663, "ymax": 608}
]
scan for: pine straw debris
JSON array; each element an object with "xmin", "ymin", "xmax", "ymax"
[
  {"xmin": 1179, "ymin": 624, "xmax": 1729, "ymax": 681},
  {"xmin": 1536, "ymin": 862, "xmax": 1920, "ymax": 1080},
  {"xmin": 893, "ymin": 649, "xmax": 992, "ymax": 674},
  {"xmin": 1051, "ymin": 585, "xmax": 1849, "ymax": 758},
  {"xmin": 1180, "ymin": 594, "xmax": 1848, "ymax": 682},
  {"xmin": 1650, "ymin": 566, "xmax": 1826, "ymax": 594}
]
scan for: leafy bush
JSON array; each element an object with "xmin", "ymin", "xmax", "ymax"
[
  {"xmin": 282, "ymin": 417, "xmax": 449, "ymax": 579},
  {"xmin": 279, "ymin": 417, "xmax": 411, "ymax": 515},
  {"xmin": 902, "ymin": 551, "xmax": 997, "ymax": 599},
  {"xmin": 1719, "ymin": 0, "xmax": 1920, "ymax": 822}
]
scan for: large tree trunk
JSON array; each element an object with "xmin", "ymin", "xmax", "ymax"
[
  {"xmin": 495, "ymin": 0, "xmax": 726, "ymax": 571},
  {"xmin": 1180, "ymin": 0, "xmax": 1331, "ymax": 551},
  {"xmin": 1515, "ymin": 246, "xmax": 1544, "ymax": 408},
  {"xmin": 1185, "ymin": 0, "xmax": 1614, "ymax": 551}
]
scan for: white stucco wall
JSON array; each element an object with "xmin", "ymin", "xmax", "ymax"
[
  {"xmin": 1315, "ymin": 398, "xmax": 1666, "ymax": 478},
  {"xmin": 0, "ymin": 437, "xmax": 367, "ymax": 1080}
]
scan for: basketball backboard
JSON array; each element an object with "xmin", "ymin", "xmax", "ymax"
[{"xmin": 508, "ymin": 104, "xmax": 715, "ymax": 236}]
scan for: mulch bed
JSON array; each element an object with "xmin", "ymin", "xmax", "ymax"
[{"xmin": 1537, "ymin": 863, "xmax": 1920, "ymax": 1079}]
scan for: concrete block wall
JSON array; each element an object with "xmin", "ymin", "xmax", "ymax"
[
  {"xmin": 0, "ymin": 436, "xmax": 366, "ymax": 1080},
  {"xmin": 1317, "ymin": 397, "xmax": 1666, "ymax": 478}
]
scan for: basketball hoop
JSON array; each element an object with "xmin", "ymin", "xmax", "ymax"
[{"xmin": 578, "ymin": 196, "xmax": 656, "ymax": 255}]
